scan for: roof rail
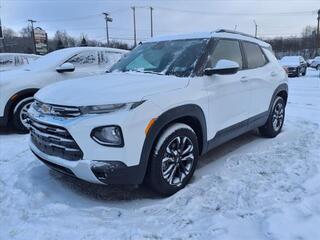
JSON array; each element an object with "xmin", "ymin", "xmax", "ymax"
[{"xmin": 214, "ymin": 29, "xmax": 263, "ymax": 41}]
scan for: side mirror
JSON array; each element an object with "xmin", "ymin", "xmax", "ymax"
[
  {"xmin": 56, "ymin": 63, "xmax": 75, "ymax": 73},
  {"xmin": 204, "ymin": 59, "xmax": 240, "ymax": 76}
]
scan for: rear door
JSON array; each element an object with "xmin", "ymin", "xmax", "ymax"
[{"xmin": 241, "ymin": 41, "xmax": 274, "ymax": 116}]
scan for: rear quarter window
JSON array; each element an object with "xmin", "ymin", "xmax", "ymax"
[{"xmin": 243, "ymin": 42, "xmax": 268, "ymax": 69}]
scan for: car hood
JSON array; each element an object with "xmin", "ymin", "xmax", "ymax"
[
  {"xmin": 279, "ymin": 61, "xmax": 299, "ymax": 68},
  {"xmin": 35, "ymin": 72, "xmax": 189, "ymax": 106}
]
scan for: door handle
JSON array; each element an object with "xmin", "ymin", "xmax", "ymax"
[
  {"xmin": 240, "ymin": 76, "xmax": 248, "ymax": 83},
  {"xmin": 271, "ymin": 71, "xmax": 277, "ymax": 77}
]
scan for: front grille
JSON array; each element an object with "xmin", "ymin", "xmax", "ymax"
[
  {"xmin": 29, "ymin": 118, "xmax": 83, "ymax": 161},
  {"xmin": 33, "ymin": 100, "xmax": 81, "ymax": 118}
]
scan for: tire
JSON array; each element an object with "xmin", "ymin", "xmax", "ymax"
[
  {"xmin": 317, "ymin": 65, "xmax": 320, "ymax": 71},
  {"xmin": 302, "ymin": 68, "xmax": 306, "ymax": 76},
  {"xmin": 146, "ymin": 123, "xmax": 199, "ymax": 196},
  {"xmin": 12, "ymin": 97, "xmax": 34, "ymax": 133},
  {"xmin": 259, "ymin": 96, "xmax": 285, "ymax": 138}
]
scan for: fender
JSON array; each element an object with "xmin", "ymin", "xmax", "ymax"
[
  {"xmin": 268, "ymin": 83, "xmax": 288, "ymax": 113},
  {"xmin": 0, "ymin": 88, "xmax": 39, "ymax": 126},
  {"xmin": 136, "ymin": 104, "xmax": 208, "ymax": 184}
]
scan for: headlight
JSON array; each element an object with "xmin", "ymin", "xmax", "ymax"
[
  {"xmin": 80, "ymin": 101, "xmax": 145, "ymax": 114},
  {"xmin": 91, "ymin": 126, "xmax": 124, "ymax": 147}
]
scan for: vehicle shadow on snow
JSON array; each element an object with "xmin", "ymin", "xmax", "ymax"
[
  {"xmin": 30, "ymin": 130, "xmax": 263, "ymax": 203},
  {"xmin": 0, "ymin": 126, "xmax": 19, "ymax": 135},
  {"xmin": 47, "ymin": 169, "xmax": 160, "ymax": 201}
]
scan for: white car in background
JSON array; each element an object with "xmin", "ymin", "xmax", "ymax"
[
  {"xmin": 0, "ymin": 47, "xmax": 128, "ymax": 132},
  {"xmin": 310, "ymin": 56, "xmax": 320, "ymax": 70},
  {"xmin": 0, "ymin": 53, "xmax": 40, "ymax": 72}
]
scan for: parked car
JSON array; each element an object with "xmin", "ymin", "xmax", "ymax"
[
  {"xmin": 306, "ymin": 58, "xmax": 314, "ymax": 67},
  {"xmin": 28, "ymin": 30, "xmax": 288, "ymax": 195},
  {"xmin": 0, "ymin": 47, "xmax": 128, "ymax": 132},
  {"xmin": 0, "ymin": 53, "xmax": 40, "ymax": 72},
  {"xmin": 310, "ymin": 56, "xmax": 320, "ymax": 70},
  {"xmin": 279, "ymin": 56, "xmax": 307, "ymax": 77}
]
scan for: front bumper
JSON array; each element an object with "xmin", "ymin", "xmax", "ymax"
[
  {"xmin": 27, "ymin": 100, "xmax": 162, "ymax": 185},
  {"xmin": 30, "ymin": 142, "xmax": 145, "ymax": 184}
]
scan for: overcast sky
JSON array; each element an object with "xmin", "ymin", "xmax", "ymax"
[{"xmin": 1, "ymin": 0, "xmax": 319, "ymax": 45}]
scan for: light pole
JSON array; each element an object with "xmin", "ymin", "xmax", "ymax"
[
  {"xmin": 150, "ymin": 7, "xmax": 154, "ymax": 38},
  {"xmin": 317, "ymin": 9, "xmax": 320, "ymax": 55},
  {"xmin": 103, "ymin": 12, "xmax": 112, "ymax": 46},
  {"xmin": 132, "ymin": 7, "xmax": 137, "ymax": 47}
]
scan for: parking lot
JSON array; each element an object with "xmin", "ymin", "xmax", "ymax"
[{"xmin": 0, "ymin": 69, "xmax": 320, "ymax": 240}]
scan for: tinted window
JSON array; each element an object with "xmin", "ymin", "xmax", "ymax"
[
  {"xmin": 243, "ymin": 42, "xmax": 267, "ymax": 69},
  {"xmin": 207, "ymin": 39, "xmax": 243, "ymax": 69}
]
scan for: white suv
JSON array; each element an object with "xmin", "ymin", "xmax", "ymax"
[
  {"xmin": 0, "ymin": 47, "xmax": 128, "ymax": 132},
  {"xmin": 28, "ymin": 30, "xmax": 288, "ymax": 195}
]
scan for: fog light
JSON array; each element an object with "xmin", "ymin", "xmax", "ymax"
[{"xmin": 91, "ymin": 126, "xmax": 124, "ymax": 147}]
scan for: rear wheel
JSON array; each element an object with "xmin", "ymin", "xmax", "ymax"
[
  {"xmin": 12, "ymin": 97, "xmax": 34, "ymax": 133},
  {"xmin": 302, "ymin": 67, "xmax": 307, "ymax": 76},
  {"xmin": 259, "ymin": 96, "xmax": 285, "ymax": 138},
  {"xmin": 146, "ymin": 123, "xmax": 199, "ymax": 196}
]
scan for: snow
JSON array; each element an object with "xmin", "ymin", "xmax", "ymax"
[{"xmin": 1, "ymin": 69, "xmax": 320, "ymax": 240}]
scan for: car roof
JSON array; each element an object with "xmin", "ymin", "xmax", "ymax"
[
  {"xmin": 0, "ymin": 53, "xmax": 40, "ymax": 58},
  {"xmin": 144, "ymin": 29, "xmax": 271, "ymax": 49},
  {"xmin": 50, "ymin": 47, "xmax": 128, "ymax": 55}
]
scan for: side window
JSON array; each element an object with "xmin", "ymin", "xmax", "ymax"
[
  {"xmin": 0, "ymin": 56, "xmax": 14, "ymax": 67},
  {"xmin": 66, "ymin": 51, "xmax": 98, "ymax": 67},
  {"xmin": 98, "ymin": 51, "xmax": 123, "ymax": 65},
  {"xmin": 242, "ymin": 42, "xmax": 268, "ymax": 69},
  {"xmin": 207, "ymin": 39, "xmax": 243, "ymax": 69}
]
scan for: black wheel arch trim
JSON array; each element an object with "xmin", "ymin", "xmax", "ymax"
[
  {"xmin": 136, "ymin": 104, "xmax": 208, "ymax": 184},
  {"xmin": 1, "ymin": 88, "xmax": 39, "ymax": 126},
  {"xmin": 268, "ymin": 83, "xmax": 288, "ymax": 112}
]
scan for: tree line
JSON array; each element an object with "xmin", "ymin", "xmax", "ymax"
[
  {"xmin": 1, "ymin": 25, "xmax": 319, "ymax": 59},
  {"xmin": 263, "ymin": 26, "xmax": 318, "ymax": 59},
  {"xmin": 0, "ymin": 26, "xmax": 130, "ymax": 53}
]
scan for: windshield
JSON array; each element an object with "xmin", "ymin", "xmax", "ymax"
[{"xmin": 110, "ymin": 38, "xmax": 209, "ymax": 77}]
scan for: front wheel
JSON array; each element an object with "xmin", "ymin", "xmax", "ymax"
[
  {"xmin": 259, "ymin": 96, "xmax": 285, "ymax": 138},
  {"xmin": 12, "ymin": 97, "xmax": 34, "ymax": 133},
  {"xmin": 317, "ymin": 65, "xmax": 320, "ymax": 71},
  {"xmin": 146, "ymin": 123, "xmax": 199, "ymax": 196},
  {"xmin": 302, "ymin": 68, "xmax": 307, "ymax": 76}
]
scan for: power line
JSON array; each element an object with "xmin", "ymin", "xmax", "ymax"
[{"xmin": 156, "ymin": 7, "xmax": 316, "ymax": 16}]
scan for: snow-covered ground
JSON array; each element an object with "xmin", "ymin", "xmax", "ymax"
[{"xmin": 1, "ymin": 69, "xmax": 319, "ymax": 240}]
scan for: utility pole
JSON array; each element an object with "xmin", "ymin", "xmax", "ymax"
[
  {"xmin": 150, "ymin": 7, "xmax": 154, "ymax": 38},
  {"xmin": 317, "ymin": 9, "xmax": 320, "ymax": 55},
  {"xmin": 131, "ymin": 7, "xmax": 137, "ymax": 47},
  {"xmin": 0, "ymin": 15, "xmax": 6, "ymax": 52},
  {"xmin": 103, "ymin": 12, "xmax": 113, "ymax": 46},
  {"xmin": 253, "ymin": 20, "xmax": 258, "ymax": 38},
  {"xmin": 28, "ymin": 19, "xmax": 37, "ymax": 54}
]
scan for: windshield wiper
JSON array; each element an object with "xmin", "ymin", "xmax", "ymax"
[{"xmin": 128, "ymin": 69, "xmax": 164, "ymax": 75}]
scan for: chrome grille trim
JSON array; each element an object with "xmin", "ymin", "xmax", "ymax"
[{"xmin": 29, "ymin": 117, "xmax": 83, "ymax": 161}]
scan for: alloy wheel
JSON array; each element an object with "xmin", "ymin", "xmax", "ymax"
[
  {"xmin": 19, "ymin": 101, "xmax": 32, "ymax": 128},
  {"xmin": 161, "ymin": 136, "xmax": 194, "ymax": 186},
  {"xmin": 272, "ymin": 102, "xmax": 284, "ymax": 131}
]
